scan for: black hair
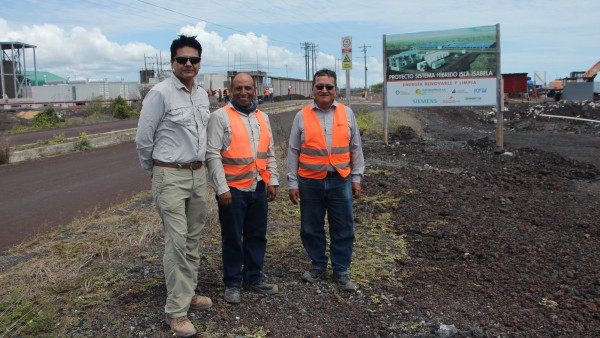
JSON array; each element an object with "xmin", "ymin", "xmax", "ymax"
[
  {"xmin": 170, "ymin": 35, "xmax": 202, "ymax": 60},
  {"xmin": 312, "ymin": 69, "xmax": 337, "ymax": 87}
]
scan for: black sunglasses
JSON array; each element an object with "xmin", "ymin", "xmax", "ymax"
[
  {"xmin": 174, "ymin": 56, "xmax": 201, "ymax": 65},
  {"xmin": 315, "ymin": 84, "xmax": 335, "ymax": 91}
]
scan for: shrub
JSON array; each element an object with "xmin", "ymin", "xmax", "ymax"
[
  {"xmin": 110, "ymin": 96, "xmax": 132, "ymax": 119},
  {"xmin": 33, "ymin": 106, "xmax": 60, "ymax": 129},
  {"xmin": 74, "ymin": 132, "xmax": 92, "ymax": 151}
]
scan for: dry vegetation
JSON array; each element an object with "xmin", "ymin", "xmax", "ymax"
[{"xmin": 0, "ymin": 170, "xmax": 410, "ymax": 337}]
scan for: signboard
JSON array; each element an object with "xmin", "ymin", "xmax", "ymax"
[
  {"xmin": 383, "ymin": 25, "xmax": 499, "ymax": 107},
  {"xmin": 534, "ymin": 71, "xmax": 546, "ymax": 86},
  {"xmin": 341, "ymin": 36, "xmax": 352, "ymax": 70}
]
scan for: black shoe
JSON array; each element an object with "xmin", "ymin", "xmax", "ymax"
[
  {"xmin": 301, "ymin": 269, "xmax": 326, "ymax": 283},
  {"xmin": 333, "ymin": 274, "xmax": 357, "ymax": 292},
  {"xmin": 224, "ymin": 287, "xmax": 241, "ymax": 304},
  {"xmin": 244, "ymin": 281, "xmax": 279, "ymax": 295}
]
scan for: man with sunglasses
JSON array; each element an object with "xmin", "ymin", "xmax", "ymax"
[
  {"xmin": 287, "ymin": 69, "xmax": 364, "ymax": 292},
  {"xmin": 206, "ymin": 72, "xmax": 279, "ymax": 304},
  {"xmin": 135, "ymin": 35, "xmax": 211, "ymax": 337}
]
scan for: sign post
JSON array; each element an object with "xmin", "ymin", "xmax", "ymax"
[{"xmin": 342, "ymin": 36, "xmax": 352, "ymax": 106}]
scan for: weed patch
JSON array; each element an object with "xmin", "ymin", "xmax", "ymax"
[{"xmin": 74, "ymin": 132, "xmax": 92, "ymax": 151}]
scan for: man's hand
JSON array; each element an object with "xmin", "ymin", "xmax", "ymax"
[
  {"xmin": 267, "ymin": 186, "xmax": 277, "ymax": 202},
  {"xmin": 289, "ymin": 189, "xmax": 300, "ymax": 205},
  {"xmin": 218, "ymin": 191, "xmax": 232, "ymax": 206},
  {"xmin": 352, "ymin": 183, "xmax": 361, "ymax": 198}
]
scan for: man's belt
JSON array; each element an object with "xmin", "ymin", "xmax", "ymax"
[
  {"xmin": 153, "ymin": 161, "xmax": 203, "ymax": 170},
  {"xmin": 326, "ymin": 171, "xmax": 341, "ymax": 178}
]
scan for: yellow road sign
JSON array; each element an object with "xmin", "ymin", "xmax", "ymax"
[{"xmin": 342, "ymin": 53, "xmax": 352, "ymax": 70}]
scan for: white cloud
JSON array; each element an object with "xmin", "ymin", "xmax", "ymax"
[{"xmin": 0, "ymin": 18, "xmax": 157, "ymax": 80}]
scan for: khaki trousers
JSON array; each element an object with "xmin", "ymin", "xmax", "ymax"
[{"xmin": 152, "ymin": 165, "xmax": 208, "ymax": 317}]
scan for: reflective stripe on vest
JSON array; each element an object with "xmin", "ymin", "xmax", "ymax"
[
  {"xmin": 298, "ymin": 103, "xmax": 351, "ymax": 179},
  {"xmin": 222, "ymin": 106, "xmax": 271, "ymax": 188}
]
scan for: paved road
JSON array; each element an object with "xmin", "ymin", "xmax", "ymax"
[
  {"xmin": 0, "ymin": 119, "xmax": 138, "ymax": 147},
  {"xmin": 0, "ymin": 141, "xmax": 149, "ymax": 251}
]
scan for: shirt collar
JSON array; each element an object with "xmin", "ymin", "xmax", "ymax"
[
  {"xmin": 311, "ymin": 99, "xmax": 338, "ymax": 112},
  {"xmin": 170, "ymin": 74, "xmax": 195, "ymax": 93}
]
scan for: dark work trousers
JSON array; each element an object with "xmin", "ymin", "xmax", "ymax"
[
  {"xmin": 219, "ymin": 181, "xmax": 268, "ymax": 288},
  {"xmin": 298, "ymin": 176, "xmax": 355, "ymax": 276}
]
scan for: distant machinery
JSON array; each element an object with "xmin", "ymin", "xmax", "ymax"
[{"xmin": 548, "ymin": 60, "xmax": 600, "ymax": 101}]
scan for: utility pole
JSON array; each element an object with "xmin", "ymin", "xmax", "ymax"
[
  {"xmin": 311, "ymin": 43, "xmax": 318, "ymax": 76},
  {"xmin": 301, "ymin": 42, "xmax": 310, "ymax": 80},
  {"xmin": 301, "ymin": 42, "xmax": 318, "ymax": 79},
  {"xmin": 359, "ymin": 43, "xmax": 372, "ymax": 93}
]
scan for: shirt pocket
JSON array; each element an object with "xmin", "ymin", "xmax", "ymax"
[
  {"xmin": 196, "ymin": 106, "xmax": 210, "ymax": 126},
  {"xmin": 164, "ymin": 105, "xmax": 193, "ymax": 126}
]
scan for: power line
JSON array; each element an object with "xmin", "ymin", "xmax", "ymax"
[
  {"xmin": 137, "ymin": 0, "xmax": 245, "ymax": 34},
  {"xmin": 97, "ymin": 0, "xmax": 183, "ymax": 28},
  {"xmin": 136, "ymin": 0, "xmax": 297, "ymax": 46}
]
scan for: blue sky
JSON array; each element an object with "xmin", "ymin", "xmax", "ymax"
[{"xmin": 2, "ymin": 0, "xmax": 599, "ymax": 87}]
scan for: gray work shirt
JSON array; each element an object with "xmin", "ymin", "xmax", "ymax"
[
  {"xmin": 286, "ymin": 100, "xmax": 365, "ymax": 190},
  {"xmin": 135, "ymin": 75, "xmax": 210, "ymax": 173},
  {"xmin": 206, "ymin": 104, "xmax": 279, "ymax": 195}
]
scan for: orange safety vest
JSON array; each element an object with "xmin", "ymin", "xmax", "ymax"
[
  {"xmin": 298, "ymin": 104, "xmax": 351, "ymax": 179},
  {"xmin": 221, "ymin": 106, "xmax": 271, "ymax": 188}
]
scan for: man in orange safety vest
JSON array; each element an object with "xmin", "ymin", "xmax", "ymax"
[
  {"xmin": 286, "ymin": 69, "xmax": 365, "ymax": 292},
  {"xmin": 206, "ymin": 72, "xmax": 279, "ymax": 304}
]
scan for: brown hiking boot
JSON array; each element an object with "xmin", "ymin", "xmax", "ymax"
[
  {"xmin": 190, "ymin": 294, "xmax": 213, "ymax": 310},
  {"xmin": 164, "ymin": 315, "xmax": 197, "ymax": 337}
]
